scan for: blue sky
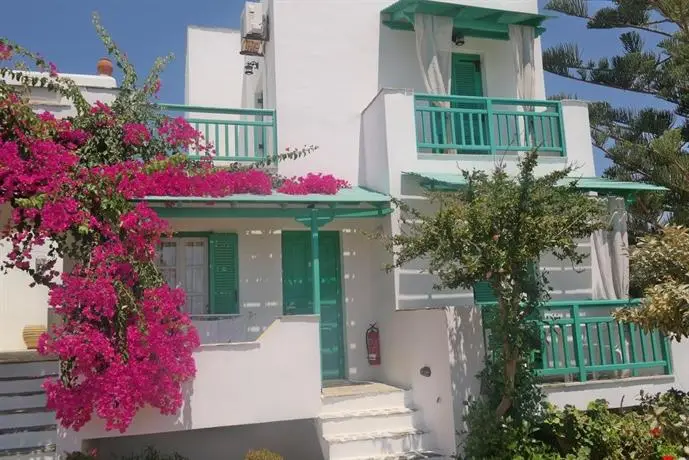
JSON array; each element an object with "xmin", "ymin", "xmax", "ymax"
[{"xmin": 1, "ymin": 0, "xmax": 670, "ymax": 174}]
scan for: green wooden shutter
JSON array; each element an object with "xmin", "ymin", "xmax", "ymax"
[
  {"xmin": 473, "ymin": 280, "xmax": 497, "ymax": 304},
  {"xmin": 452, "ymin": 55, "xmax": 483, "ymax": 97},
  {"xmin": 209, "ymin": 233, "xmax": 239, "ymax": 314},
  {"xmin": 451, "ymin": 54, "xmax": 486, "ymax": 149}
]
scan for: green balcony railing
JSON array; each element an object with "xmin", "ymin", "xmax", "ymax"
[
  {"xmin": 159, "ymin": 104, "xmax": 277, "ymax": 162},
  {"xmin": 483, "ymin": 299, "xmax": 672, "ymax": 384},
  {"xmin": 414, "ymin": 94, "xmax": 566, "ymax": 156}
]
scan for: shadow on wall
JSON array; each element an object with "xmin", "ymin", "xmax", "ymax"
[
  {"xmin": 91, "ymin": 418, "xmax": 324, "ymax": 460},
  {"xmin": 447, "ymin": 306, "xmax": 485, "ymax": 449},
  {"xmin": 339, "ymin": 226, "xmax": 388, "ymax": 383}
]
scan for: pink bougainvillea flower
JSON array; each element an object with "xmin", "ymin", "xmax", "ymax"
[
  {"xmin": 0, "ymin": 42, "xmax": 12, "ymax": 60},
  {"xmin": 0, "ymin": 73, "xmax": 348, "ymax": 433},
  {"xmin": 122, "ymin": 123, "xmax": 151, "ymax": 146},
  {"xmin": 48, "ymin": 62, "xmax": 58, "ymax": 78}
]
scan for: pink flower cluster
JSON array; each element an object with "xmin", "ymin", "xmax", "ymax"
[
  {"xmin": 0, "ymin": 42, "xmax": 11, "ymax": 60},
  {"xmin": 122, "ymin": 123, "xmax": 151, "ymax": 146},
  {"xmin": 0, "ymin": 93, "xmax": 348, "ymax": 433},
  {"xmin": 278, "ymin": 173, "xmax": 351, "ymax": 194}
]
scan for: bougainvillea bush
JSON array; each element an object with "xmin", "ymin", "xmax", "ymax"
[{"xmin": 0, "ymin": 16, "xmax": 346, "ymax": 433}]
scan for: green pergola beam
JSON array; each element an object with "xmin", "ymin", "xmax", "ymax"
[
  {"xmin": 151, "ymin": 206, "xmax": 393, "ymax": 219},
  {"xmin": 381, "ymin": 0, "xmax": 551, "ymax": 39}
]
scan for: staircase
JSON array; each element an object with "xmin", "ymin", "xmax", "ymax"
[
  {"xmin": 0, "ymin": 356, "xmax": 57, "ymax": 460},
  {"xmin": 318, "ymin": 382, "xmax": 446, "ymax": 460}
]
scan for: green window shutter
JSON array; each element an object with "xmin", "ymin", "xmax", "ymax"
[
  {"xmin": 452, "ymin": 55, "xmax": 483, "ymax": 97},
  {"xmin": 473, "ymin": 280, "xmax": 497, "ymax": 304},
  {"xmin": 209, "ymin": 233, "xmax": 239, "ymax": 314}
]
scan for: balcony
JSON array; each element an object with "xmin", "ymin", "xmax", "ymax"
[
  {"xmin": 160, "ymin": 104, "xmax": 277, "ymax": 162},
  {"xmin": 360, "ymin": 90, "xmax": 594, "ymax": 195},
  {"xmin": 414, "ymin": 94, "xmax": 565, "ymax": 156},
  {"xmin": 482, "ymin": 299, "xmax": 676, "ymax": 409}
]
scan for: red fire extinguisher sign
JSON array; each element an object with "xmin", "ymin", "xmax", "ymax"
[{"xmin": 366, "ymin": 323, "xmax": 381, "ymax": 366}]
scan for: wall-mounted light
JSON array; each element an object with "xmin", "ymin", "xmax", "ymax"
[
  {"xmin": 244, "ymin": 60, "xmax": 260, "ymax": 75},
  {"xmin": 452, "ymin": 30, "xmax": 465, "ymax": 47}
]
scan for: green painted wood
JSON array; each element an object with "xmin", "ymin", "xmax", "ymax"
[
  {"xmin": 607, "ymin": 322, "xmax": 617, "ymax": 365},
  {"xmin": 596, "ymin": 323, "xmax": 606, "ymax": 365},
  {"xmin": 473, "ymin": 280, "xmax": 497, "ymax": 304},
  {"xmin": 153, "ymin": 206, "xmax": 393, "ymax": 220},
  {"xmin": 209, "ymin": 233, "xmax": 239, "ymax": 314},
  {"xmin": 158, "ymin": 103, "xmax": 277, "ymax": 161},
  {"xmin": 451, "ymin": 54, "xmax": 485, "ymax": 151},
  {"xmin": 414, "ymin": 93, "xmax": 566, "ymax": 155},
  {"xmin": 571, "ymin": 304, "xmax": 587, "ymax": 382},
  {"xmin": 281, "ymin": 231, "xmax": 345, "ymax": 380}
]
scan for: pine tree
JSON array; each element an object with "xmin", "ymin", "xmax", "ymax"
[{"xmin": 543, "ymin": 0, "xmax": 689, "ymax": 238}]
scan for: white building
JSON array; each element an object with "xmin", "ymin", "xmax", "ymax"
[{"xmin": 2, "ymin": 1, "xmax": 689, "ymax": 459}]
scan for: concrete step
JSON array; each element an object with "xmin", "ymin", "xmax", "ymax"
[
  {"xmin": 0, "ymin": 378, "xmax": 47, "ymax": 396},
  {"xmin": 322, "ymin": 389, "xmax": 412, "ymax": 413},
  {"xmin": 0, "ymin": 411, "xmax": 55, "ymax": 430},
  {"xmin": 0, "ymin": 394, "xmax": 46, "ymax": 413},
  {"xmin": 0, "ymin": 443, "xmax": 56, "ymax": 459},
  {"xmin": 320, "ymin": 407, "xmax": 422, "ymax": 437},
  {"xmin": 0, "ymin": 363, "xmax": 56, "ymax": 380},
  {"xmin": 0, "ymin": 427, "xmax": 56, "ymax": 451},
  {"xmin": 325, "ymin": 429, "xmax": 430, "ymax": 459}
]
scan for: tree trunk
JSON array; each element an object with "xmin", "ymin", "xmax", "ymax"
[{"xmin": 495, "ymin": 298, "xmax": 519, "ymax": 418}]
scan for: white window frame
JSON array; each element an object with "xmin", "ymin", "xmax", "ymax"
[{"xmin": 157, "ymin": 237, "xmax": 209, "ymax": 315}]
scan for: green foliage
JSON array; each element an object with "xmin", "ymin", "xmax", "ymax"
[
  {"xmin": 65, "ymin": 452, "xmax": 97, "ymax": 460},
  {"xmin": 543, "ymin": 0, "xmax": 689, "ymax": 238},
  {"xmin": 462, "ymin": 392, "xmax": 689, "ymax": 459},
  {"xmin": 244, "ymin": 449, "xmax": 284, "ymax": 460},
  {"xmin": 382, "ymin": 150, "xmax": 605, "ymax": 445},
  {"xmin": 614, "ymin": 226, "xmax": 689, "ymax": 339},
  {"xmin": 118, "ymin": 447, "xmax": 188, "ymax": 460}
]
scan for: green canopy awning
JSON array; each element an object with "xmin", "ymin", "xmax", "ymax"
[
  {"xmin": 144, "ymin": 186, "xmax": 392, "ymax": 220},
  {"xmin": 381, "ymin": 0, "xmax": 551, "ymax": 40},
  {"xmin": 403, "ymin": 172, "xmax": 668, "ymax": 194}
]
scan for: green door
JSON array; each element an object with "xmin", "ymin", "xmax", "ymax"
[
  {"xmin": 282, "ymin": 231, "xmax": 345, "ymax": 380},
  {"xmin": 451, "ymin": 53, "xmax": 487, "ymax": 151}
]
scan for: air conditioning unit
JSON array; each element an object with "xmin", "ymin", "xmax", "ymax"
[{"xmin": 240, "ymin": 2, "xmax": 265, "ymax": 40}]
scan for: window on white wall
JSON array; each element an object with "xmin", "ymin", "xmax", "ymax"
[
  {"xmin": 158, "ymin": 238, "xmax": 208, "ymax": 315},
  {"xmin": 156, "ymin": 234, "xmax": 240, "ymax": 315}
]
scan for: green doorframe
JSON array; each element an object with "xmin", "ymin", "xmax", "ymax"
[
  {"xmin": 310, "ymin": 208, "xmax": 322, "ymax": 315},
  {"xmin": 288, "ymin": 207, "xmax": 345, "ymax": 380}
]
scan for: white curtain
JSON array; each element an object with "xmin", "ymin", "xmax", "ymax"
[
  {"xmin": 509, "ymin": 24, "xmax": 536, "ymax": 100},
  {"xmin": 415, "ymin": 13, "xmax": 453, "ymax": 97},
  {"xmin": 509, "ymin": 24, "xmax": 537, "ymax": 149},
  {"xmin": 415, "ymin": 14, "xmax": 455, "ymax": 153},
  {"xmin": 592, "ymin": 197, "xmax": 629, "ymax": 300}
]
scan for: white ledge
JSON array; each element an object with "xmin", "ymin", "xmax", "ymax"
[{"xmin": 543, "ymin": 374, "xmax": 676, "ymax": 392}]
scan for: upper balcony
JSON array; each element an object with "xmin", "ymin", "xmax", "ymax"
[
  {"xmin": 360, "ymin": 89, "xmax": 594, "ymax": 196},
  {"xmin": 160, "ymin": 103, "xmax": 277, "ymax": 163},
  {"xmin": 414, "ymin": 93, "xmax": 565, "ymax": 157}
]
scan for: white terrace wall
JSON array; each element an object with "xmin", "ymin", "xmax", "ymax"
[
  {"xmin": 59, "ymin": 315, "xmax": 322, "ymax": 455},
  {"xmin": 0, "ymin": 72, "xmax": 116, "ymax": 352}
]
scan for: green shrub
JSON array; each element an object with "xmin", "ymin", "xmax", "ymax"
[
  {"xmin": 462, "ymin": 391, "xmax": 689, "ymax": 460},
  {"xmin": 65, "ymin": 452, "xmax": 97, "ymax": 460},
  {"xmin": 244, "ymin": 448, "xmax": 284, "ymax": 460},
  {"xmin": 119, "ymin": 447, "xmax": 188, "ymax": 460}
]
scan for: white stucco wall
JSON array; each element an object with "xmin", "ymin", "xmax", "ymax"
[
  {"xmin": 167, "ymin": 216, "xmax": 389, "ymax": 383},
  {"xmin": 59, "ymin": 315, "xmax": 322, "ymax": 452},
  {"xmin": 0, "ymin": 73, "xmax": 116, "ymax": 352},
  {"xmin": 186, "ymin": 27, "xmax": 246, "ymax": 109}
]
